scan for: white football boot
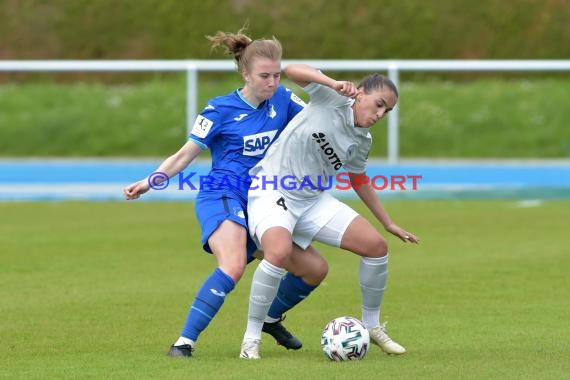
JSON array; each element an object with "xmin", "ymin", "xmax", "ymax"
[
  {"xmin": 239, "ymin": 339, "xmax": 261, "ymax": 359},
  {"xmin": 368, "ymin": 323, "xmax": 406, "ymax": 355}
]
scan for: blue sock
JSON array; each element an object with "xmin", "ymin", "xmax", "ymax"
[
  {"xmin": 267, "ymin": 273, "xmax": 317, "ymax": 320},
  {"xmin": 180, "ymin": 268, "xmax": 235, "ymax": 341}
]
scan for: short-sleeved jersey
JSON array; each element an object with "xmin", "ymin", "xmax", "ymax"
[
  {"xmin": 189, "ymin": 85, "xmax": 306, "ymax": 201},
  {"xmin": 252, "ymin": 82, "xmax": 372, "ymax": 200}
]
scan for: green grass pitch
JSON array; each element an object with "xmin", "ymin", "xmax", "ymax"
[{"xmin": 1, "ymin": 200, "xmax": 569, "ymax": 379}]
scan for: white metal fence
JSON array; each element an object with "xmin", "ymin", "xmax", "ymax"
[{"xmin": 1, "ymin": 59, "xmax": 569, "ymax": 163}]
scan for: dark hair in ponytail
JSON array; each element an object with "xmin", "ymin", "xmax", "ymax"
[{"xmin": 357, "ymin": 74, "xmax": 398, "ymax": 98}]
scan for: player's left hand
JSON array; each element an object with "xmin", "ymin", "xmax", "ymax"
[
  {"xmin": 385, "ymin": 224, "xmax": 420, "ymax": 244},
  {"xmin": 333, "ymin": 81, "xmax": 357, "ymax": 97}
]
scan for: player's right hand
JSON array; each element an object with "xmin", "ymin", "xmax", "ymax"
[{"xmin": 123, "ymin": 180, "xmax": 150, "ymax": 200}]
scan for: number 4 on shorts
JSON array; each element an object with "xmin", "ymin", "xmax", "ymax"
[{"xmin": 276, "ymin": 197, "xmax": 288, "ymax": 211}]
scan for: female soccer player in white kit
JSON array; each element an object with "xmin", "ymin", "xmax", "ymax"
[{"xmin": 239, "ymin": 64, "xmax": 420, "ymax": 359}]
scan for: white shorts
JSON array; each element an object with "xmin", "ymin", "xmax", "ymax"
[{"xmin": 247, "ymin": 185, "xmax": 359, "ymax": 250}]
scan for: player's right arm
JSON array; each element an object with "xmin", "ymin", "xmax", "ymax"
[{"xmin": 123, "ymin": 140, "xmax": 202, "ymax": 200}]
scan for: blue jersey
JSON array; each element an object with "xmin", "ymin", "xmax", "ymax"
[{"xmin": 189, "ymin": 85, "xmax": 305, "ymax": 201}]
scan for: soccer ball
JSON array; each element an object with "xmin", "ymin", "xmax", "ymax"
[{"xmin": 321, "ymin": 316, "xmax": 370, "ymax": 361}]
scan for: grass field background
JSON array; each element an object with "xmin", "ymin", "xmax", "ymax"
[{"xmin": 1, "ymin": 200, "xmax": 569, "ymax": 379}]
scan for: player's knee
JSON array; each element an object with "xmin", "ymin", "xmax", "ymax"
[
  {"xmin": 263, "ymin": 247, "xmax": 292, "ymax": 268},
  {"xmin": 296, "ymin": 257, "xmax": 328, "ymax": 286},
  {"xmin": 221, "ymin": 261, "xmax": 247, "ymax": 282},
  {"xmin": 300, "ymin": 255, "xmax": 329, "ymax": 284},
  {"xmin": 313, "ymin": 255, "xmax": 329, "ymax": 282},
  {"xmin": 362, "ymin": 234, "xmax": 388, "ymax": 258}
]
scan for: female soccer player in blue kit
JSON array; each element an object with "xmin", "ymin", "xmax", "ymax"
[{"xmin": 123, "ymin": 30, "xmax": 328, "ymax": 357}]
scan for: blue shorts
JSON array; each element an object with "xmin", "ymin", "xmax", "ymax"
[{"xmin": 195, "ymin": 191, "xmax": 258, "ymax": 262}]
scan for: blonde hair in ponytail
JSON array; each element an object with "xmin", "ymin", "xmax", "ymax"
[{"xmin": 206, "ymin": 27, "xmax": 282, "ymax": 74}]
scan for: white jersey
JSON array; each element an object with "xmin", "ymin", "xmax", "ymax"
[{"xmin": 251, "ymin": 82, "xmax": 372, "ymax": 200}]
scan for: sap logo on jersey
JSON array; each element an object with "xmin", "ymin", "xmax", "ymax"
[{"xmin": 243, "ymin": 130, "xmax": 278, "ymax": 156}]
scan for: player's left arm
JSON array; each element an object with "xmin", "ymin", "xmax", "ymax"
[
  {"xmin": 348, "ymin": 172, "xmax": 420, "ymax": 244},
  {"xmin": 284, "ymin": 64, "xmax": 357, "ymax": 97}
]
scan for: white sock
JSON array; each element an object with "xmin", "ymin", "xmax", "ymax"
[
  {"xmin": 360, "ymin": 255, "xmax": 389, "ymax": 329},
  {"xmin": 243, "ymin": 260, "xmax": 286, "ymax": 341},
  {"xmin": 174, "ymin": 336, "xmax": 195, "ymax": 347},
  {"xmin": 264, "ymin": 316, "xmax": 280, "ymax": 323},
  {"xmin": 362, "ymin": 308, "xmax": 381, "ymax": 330}
]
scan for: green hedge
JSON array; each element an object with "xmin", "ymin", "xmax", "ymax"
[{"xmin": 1, "ymin": 0, "xmax": 568, "ymax": 61}]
